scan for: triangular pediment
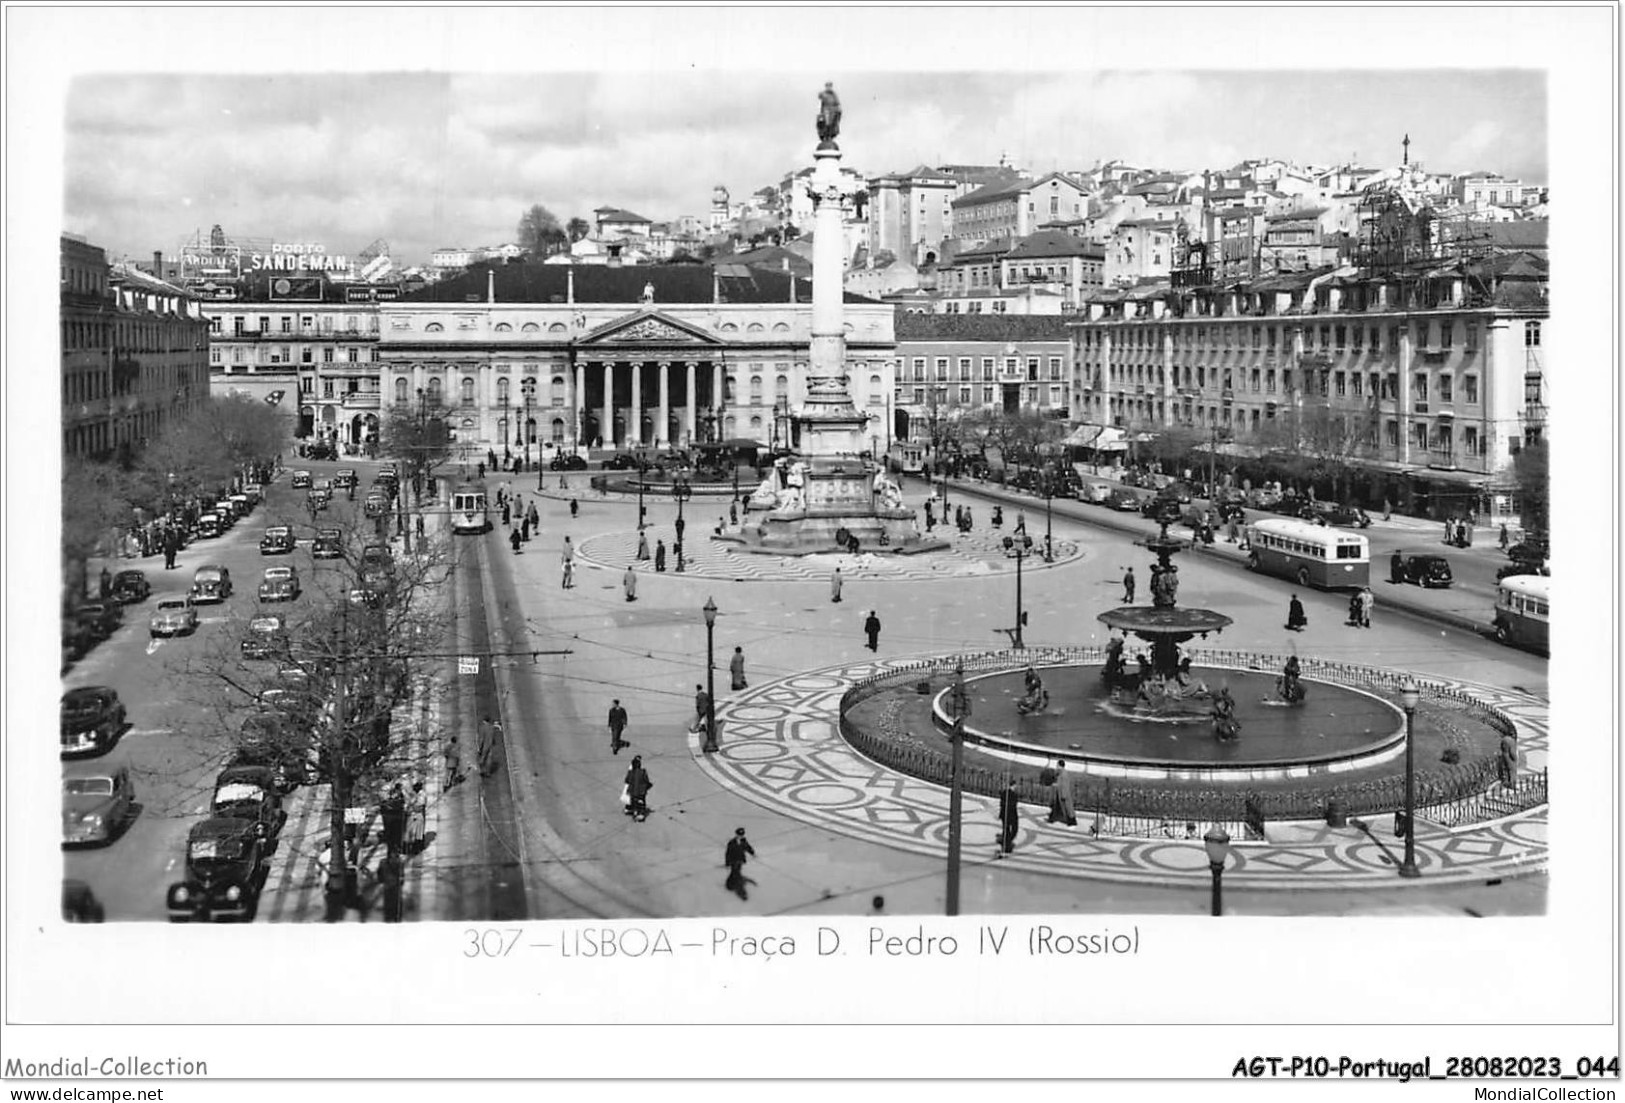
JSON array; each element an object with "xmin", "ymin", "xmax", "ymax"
[{"xmin": 579, "ymin": 310, "xmax": 721, "ymax": 346}]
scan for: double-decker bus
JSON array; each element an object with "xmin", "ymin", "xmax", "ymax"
[
  {"xmin": 1493, "ymin": 574, "xmax": 1549, "ymax": 655},
  {"xmin": 449, "ymin": 483, "xmax": 489, "ymax": 535},
  {"xmin": 1244, "ymin": 517, "xmax": 1370, "ymax": 590}
]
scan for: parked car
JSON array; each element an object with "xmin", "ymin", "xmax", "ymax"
[
  {"xmin": 234, "ymin": 712, "xmax": 314, "ymax": 793},
  {"xmin": 62, "ymin": 879, "xmax": 105, "ymax": 922},
  {"xmin": 1397, "ymin": 554, "xmax": 1454, "ymax": 588},
  {"xmin": 110, "ymin": 569, "xmax": 151, "ymax": 605},
  {"xmin": 311, "ymin": 527, "xmax": 344, "ymax": 560},
  {"xmin": 1118, "ymin": 470, "xmax": 1148, "ymax": 488},
  {"xmin": 229, "ymin": 493, "xmax": 253, "ymax": 518},
  {"xmin": 1310, "ymin": 502, "xmax": 1372, "ymax": 528},
  {"xmin": 242, "ymin": 483, "xmax": 264, "ymax": 506},
  {"xmin": 62, "ymin": 618, "xmax": 96, "ymax": 665},
  {"xmin": 1083, "ymin": 482, "xmax": 1113, "ymax": 505},
  {"xmin": 61, "ymin": 686, "xmax": 127, "ymax": 757},
  {"xmin": 364, "ymin": 491, "xmax": 390, "ymax": 517},
  {"xmin": 191, "ymin": 565, "xmax": 233, "ymax": 604},
  {"xmin": 290, "ymin": 470, "xmax": 313, "ymax": 489},
  {"xmin": 149, "ymin": 594, "xmax": 199, "ymax": 637},
  {"xmin": 195, "ymin": 512, "xmax": 224, "ymax": 540},
  {"xmin": 257, "ymin": 566, "xmax": 302, "ymax": 603},
  {"xmin": 334, "ymin": 469, "xmax": 358, "ymax": 489},
  {"xmin": 1107, "ymin": 488, "xmax": 1143, "ymax": 512},
  {"xmin": 62, "ymin": 764, "xmax": 135, "ymax": 847},
  {"xmin": 1245, "ymin": 487, "xmax": 1283, "ymax": 509},
  {"xmin": 241, "ymin": 614, "xmax": 288, "ymax": 660},
  {"xmin": 259, "ymin": 525, "xmax": 296, "ymax": 555},
  {"xmin": 1497, "ymin": 559, "xmax": 1550, "ymax": 581},
  {"xmin": 167, "ymin": 817, "xmax": 269, "ymax": 922},
  {"xmin": 307, "ymin": 488, "xmax": 331, "ymax": 511},
  {"xmin": 74, "ymin": 601, "xmax": 124, "ymax": 641},
  {"xmin": 209, "ymin": 765, "xmax": 285, "ymax": 844},
  {"xmin": 550, "ymin": 452, "xmax": 589, "ymax": 471}
]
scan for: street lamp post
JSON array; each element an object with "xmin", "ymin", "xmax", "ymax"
[
  {"xmin": 1203, "ymin": 826, "xmax": 1231, "ymax": 916},
  {"xmin": 1041, "ymin": 471, "xmax": 1055, "ymax": 563},
  {"xmin": 636, "ymin": 459, "xmax": 649, "ymax": 531},
  {"xmin": 1001, "ymin": 532, "xmax": 1034, "ymax": 648},
  {"xmin": 945, "ymin": 661, "xmax": 969, "ymax": 916},
  {"xmin": 1398, "ymin": 679, "xmax": 1421, "ymax": 878},
  {"xmin": 701, "ymin": 597, "xmax": 719, "ymax": 752},
  {"xmin": 672, "ymin": 474, "xmax": 692, "ymax": 573}
]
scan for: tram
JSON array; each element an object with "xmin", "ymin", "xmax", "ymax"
[
  {"xmin": 886, "ymin": 443, "xmax": 926, "ymax": 476},
  {"xmin": 1244, "ymin": 517, "xmax": 1370, "ymax": 590},
  {"xmin": 449, "ymin": 482, "xmax": 490, "ymax": 535},
  {"xmin": 1492, "ymin": 574, "xmax": 1549, "ymax": 655}
]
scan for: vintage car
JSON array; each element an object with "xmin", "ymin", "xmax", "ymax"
[
  {"xmin": 62, "ymin": 618, "xmax": 96, "ymax": 665},
  {"xmin": 240, "ymin": 613, "xmax": 288, "ymax": 660},
  {"xmin": 1397, "ymin": 554, "xmax": 1455, "ymax": 589},
  {"xmin": 62, "ymin": 765, "xmax": 135, "ymax": 847},
  {"xmin": 74, "ymin": 601, "xmax": 124, "ymax": 641},
  {"xmin": 311, "ymin": 527, "xmax": 344, "ymax": 559},
  {"xmin": 230, "ymin": 493, "xmax": 253, "ymax": 518},
  {"xmin": 258, "ymin": 566, "xmax": 301, "ymax": 603},
  {"xmin": 191, "ymin": 564, "xmax": 233, "ymax": 604},
  {"xmin": 600, "ymin": 452, "xmax": 642, "ymax": 471},
  {"xmin": 334, "ymin": 469, "xmax": 358, "ymax": 489},
  {"xmin": 242, "ymin": 483, "xmax": 264, "ymax": 506},
  {"xmin": 61, "ymin": 686, "xmax": 127, "ymax": 758},
  {"xmin": 307, "ymin": 487, "xmax": 332, "ymax": 511},
  {"xmin": 1107, "ymin": 488, "xmax": 1144, "ymax": 512},
  {"xmin": 364, "ymin": 490, "xmax": 391, "ymax": 517},
  {"xmin": 1309, "ymin": 502, "xmax": 1373, "ymax": 528},
  {"xmin": 209, "ymin": 765, "xmax": 285, "ymax": 843},
  {"xmin": 62, "ymin": 879, "xmax": 106, "ymax": 922},
  {"xmin": 166, "ymin": 817, "xmax": 269, "ymax": 922},
  {"xmin": 1082, "ymin": 482, "xmax": 1113, "ymax": 505},
  {"xmin": 110, "ymin": 569, "xmax": 151, "ymax": 605},
  {"xmin": 347, "ymin": 586, "xmax": 386, "ymax": 610},
  {"xmin": 550, "ymin": 452, "xmax": 589, "ymax": 471},
  {"xmin": 259, "ymin": 525, "xmax": 296, "ymax": 555},
  {"xmin": 290, "ymin": 470, "xmax": 313, "ymax": 489},
  {"xmin": 194, "ymin": 512, "xmax": 224, "ymax": 540},
  {"xmin": 149, "ymin": 593, "xmax": 199, "ymax": 638},
  {"xmin": 360, "ymin": 543, "xmax": 392, "ymax": 574}
]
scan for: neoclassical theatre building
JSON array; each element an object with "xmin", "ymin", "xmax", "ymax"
[{"xmin": 379, "ymin": 263, "xmax": 897, "ymax": 455}]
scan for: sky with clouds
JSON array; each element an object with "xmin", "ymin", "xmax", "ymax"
[{"xmin": 61, "ymin": 63, "xmax": 1545, "ymax": 269}]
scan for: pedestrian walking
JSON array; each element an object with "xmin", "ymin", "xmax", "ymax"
[
  {"xmin": 442, "ymin": 733, "xmax": 463, "ymax": 790},
  {"xmin": 729, "ymin": 502, "xmax": 738, "ymax": 527},
  {"xmin": 623, "ymin": 565, "xmax": 638, "ymax": 602},
  {"xmin": 1123, "ymin": 567, "xmax": 1137, "ymax": 603},
  {"xmin": 1286, "ymin": 592, "xmax": 1308, "ymax": 632},
  {"xmin": 476, "ymin": 715, "xmax": 500, "ymax": 777},
  {"xmin": 691, "ymin": 684, "xmax": 712, "ymax": 734},
  {"xmin": 863, "ymin": 609, "xmax": 882, "ymax": 652},
  {"xmin": 724, "ymin": 827, "xmax": 756, "ymax": 899},
  {"xmin": 1498, "ymin": 731, "xmax": 1519, "ymax": 787},
  {"xmin": 1358, "ymin": 586, "xmax": 1375, "ymax": 628},
  {"xmin": 380, "ymin": 784, "xmax": 407, "ymax": 855},
  {"xmin": 520, "ymin": 515, "xmax": 532, "ymax": 542},
  {"xmin": 608, "ymin": 699, "xmax": 629, "ymax": 754},
  {"xmin": 561, "ymin": 536, "xmax": 575, "ymax": 588},
  {"xmin": 729, "ymin": 646, "xmax": 747, "ymax": 691},
  {"xmin": 98, "ymin": 568, "xmax": 112, "ymax": 599},
  {"xmin": 997, "ymin": 781, "xmax": 1020, "ymax": 856},
  {"xmin": 502, "ymin": 502, "xmax": 512, "ymax": 527},
  {"xmin": 623, "ymin": 756, "xmax": 652, "ymax": 822},
  {"xmin": 654, "ymin": 539, "xmax": 667, "ymax": 572},
  {"xmin": 637, "ymin": 531, "xmax": 650, "ymax": 561},
  {"xmin": 405, "ymin": 780, "xmax": 427, "ymax": 854},
  {"xmin": 570, "ymin": 498, "xmax": 579, "ymax": 519},
  {"xmin": 527, "ymin": 502, "xmax": 539, "ymax": 532},
  {"xmin": 1346, "ymin": 592, "xmax": 1363, "ymax": 627},
  {"xmin": 830, "ymin": 567, "xmax": 844, "ymax": 603},
  {"xmin": 510, "ymin": 527, "xmax": 523, "ymax": 554},
  {"xmin": 163, "ymin": 532, "xmax": 178, "ymax": 571},
  {"xmin": 1498, "ymin": 523, "xmax": 1509, "ymax": 550},
  {"xmin": 1042, "ymin": 759, "xmax": 1077, "ymax": 827}
]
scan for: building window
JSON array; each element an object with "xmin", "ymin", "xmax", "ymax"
[
  {"xmin": 1464, "ymin": 425, "xmax": 1481, "ymax": 455},
  {"xmin": 1524, "ymin": 321, "xmax": 1541, "ymax": 347},
  {"xmin": 461, "ymin": 377, "xmax": 476, "ymax": 406},
  {"xmin": 1351, "ymin": 372, "xmax": 1363, "ymax": 397},
  {"xmin": 347, "ymin": 348, "xmax": 359, "ymax": 363},
  {"xmin": 981, "ymin": 358, "xmax": 995, "ymax": 380},
  {"xmin": 322, "ymin": 347, "xmax": 334, "ymax": 363},
  {"xmin": 957, "ymin": 357, "xmax": 971, "ymax": 381},
  {"xmin": 1048, "ymin": 356, "xmax": 1062, "ymax": 380},
  {"xmin": 982, "ymin": 386, "xmax": 994, "ymax": 404},
  {"xmin": 911, "ymin": 357, "xmax": 926, "ymax": 382},
  {"xmin": 301, "ymin": 347, "xmax": 314, "ymax": 364},
  {"xmin": 1439, "ymin": 375, "xmax": 1453, "ymax": 403},
  {"xmin": 1334, "ymin": 371, "xmax": 1346, "ymax": 397},
  {"xmin": 869, "ymin": 375, "xmax": 884, "ymax": 405},
  {"xmin": 1524, "ymin": 373, "xmax": 1542, "ymax": 404},
  {"xmin": 1464, "ymin": 374, "xmax": 1479, "ymax": 404},
  {"xmin": 1441, "ymin": 320, "xmax": 1454, "ymax": 349},
  {"xmin": 935, "ymin": 357, "xmax": 948, "ymax": 381},
  {"xmin": 322, "ymin": 380, "xmax": 334, "ymax": 398},
  {"xmin": 1413, "ymin": 373, "xmax": 1429, "ymax": 401},
  {"xmin": 279, "ymin": 316, "xmax": 292, "ymax": 334},
  {"xmin": 301, "ymin": 377, "xmax": 314, "ymax": 395},
  {"xmin": 1465, "ymin": 322, "xmax": 1479, "ymax": 350},
  {"xmin": 958, "ymin": 386, "xmax": 971, "ymax": 403},
  {"xmin": 394, "ymin": 378, "xmax": 408, "ymax": 405},
  {"xmin": 1265, "ymin": 369, "xmax": 1276, "ymax": 393},
  {"xmin": 913, "ymin": 387, "xmax": 924, "ymax": 405}
]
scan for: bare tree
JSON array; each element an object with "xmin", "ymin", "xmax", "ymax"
[
  {"xmin": 381, "ymin": 400, "xmax": 455, "ymax": 496},
  {"xmin": 517, "ymin": 205, "xmax": 568, "ymax": 256}
]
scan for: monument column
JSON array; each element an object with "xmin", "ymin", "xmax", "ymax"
[
  {"xmin": 601, "ymin": 362, "xmax": 615, "ymax": 448},
  {"xmin": 630, "ymin": 361, "xmax": 643, "ymax": 446},
  {"xmin": 686, "ymin": 361, "xmax": 697, "ymax": 443},
  {"xmin": 657, "ymin": 361, "xmax": 671, "ymax": 447}
]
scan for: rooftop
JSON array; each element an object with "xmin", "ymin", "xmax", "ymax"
[
  {"xmin": 400, "ymin": 261, "xmax": 881, "ymax": 306},
  {"xmin": 1005, "ymin": 229, "xmax": 1104, "ymax": 260},
  {"xmin": 894, "ymin": 311, "xmax": 1073, "ymax": 342}
]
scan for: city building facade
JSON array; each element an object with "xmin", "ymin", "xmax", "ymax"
[
  {"xmin": 61, "ymin": 234, "xmax": 211, "ymax": 461},
  {"xmin": 893, "ymin": 313, "xmax": 1071, "ymax": 441},
  {"xmin": 375, "ymin": 263, "xmax": 896, "ymax": 458},
  {"xmin": 950, "ymin": 172, "xmax": 1089, "ymax": 251}
]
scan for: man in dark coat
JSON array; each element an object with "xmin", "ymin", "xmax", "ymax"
[
  {"xmin": 624, "ymin": 756, "xmax": 652, "ymax": 821},
  {"xmin": 729, "ymin": 646, "xmax": 747, "ymax": 691},
  {"xmin": 608, "ymin": 699, "xmax": 629, "ymax": 755},
  {"xmin": 692, "ymin": 684, "xmax": 712, "ymax": 734},
  {"xmin": 1286, "ymin": 593, "xmax": 1308, "ymax": 632},
  {"xmin": 864, "ymin": 610, "xmax": 882, "ymax": 651},
  {"xmin": 724, "ymin": 827, "xmax": 756, "ymax": 899},
  {"xmin": 997, "ymin": 782, "xmax": 1020, "ymax": 856},
  {"xmin": 1391, "ymin": 549, "xmax": 1404, "ymax": 584},
  {"xmin": 98, "ymin": 568, "xmax": 112, "ymax": 599},
  {"xmin": 1123, "ymin": 567, "xmax": 1136, "ymax": 603},
  {"xmin": 654, "ymin": 539, "xmax": 667, "ymax": 572}
]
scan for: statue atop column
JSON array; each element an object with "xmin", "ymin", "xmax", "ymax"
[{"xmin": 816, "ymin": 82, "xmax": 842, "ymax": 147}]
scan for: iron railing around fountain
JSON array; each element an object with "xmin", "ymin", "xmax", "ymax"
[{"xmin": 835, "ymin": 648, "xmax": 1538, "ymax": 834}]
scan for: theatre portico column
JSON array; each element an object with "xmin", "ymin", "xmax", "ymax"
[
  {"xmin": 630, "ymin": 361, "xmax": 644, "ymax": 447},
  {"xmin": 573, "ymin": 362, "xmax": 585, "ymax": 448},
  {"xmin": 657, "ymin": 362, "xmax": 671, "ymax": 447},
  {"xmin": 685, "ymin": 361, "xmax": 697, "ymax": 443},
  {"xmin": 713, "ymin": 362, "xmax": 725, "ymax": 429},
  {"xmin": 601, "ymin": 362, "xmax": 614, "ymax": 448}
]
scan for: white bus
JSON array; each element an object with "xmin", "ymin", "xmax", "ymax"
[
  {"xmin": 1493, "ymin": 574, "xmax": 1549, "ymax": 655},
  {"xmin": 1245, "ymin": 517, "xmax": 1370, "ymax": 590},
  {"xmin": 450, "ymin": 483, "xmax": 489, "ymax": 535}
]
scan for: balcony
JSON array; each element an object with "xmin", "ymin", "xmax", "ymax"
[{"xmin": 342, "ymin": 392, "xmax": 381, "ymax": 409}]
